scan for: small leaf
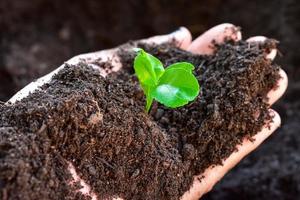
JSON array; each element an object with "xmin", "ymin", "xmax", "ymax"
[
  {"xmin": 133, "ymin": 49, "xmax": 200, "ymax": 112},
  {"xmin": 166, "ymin": 62, "xmax": 195, "ymax": 73},
  {"xmin": 149, "ymin": 54, "xmax": 165, "ymax": 80},
  {"xmin": 134, "ymin": 49, "xmax": 164, "ymax": 86},
  {"xmin": 152, "ymin": 68, "xmax": 200, "ymax": 108}
]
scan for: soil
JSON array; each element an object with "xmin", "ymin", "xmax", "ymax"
[
  {"xmin": 0, "ymin": 39, "xmax": 280, "ymax": 199},
  {"xmin": 1, "ymin": 0, "xmax": 300, "ymax": 199}
]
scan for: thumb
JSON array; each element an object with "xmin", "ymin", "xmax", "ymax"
[{"xmin": 140, "ymin": 27, "xmax": 192, "ymax": 50}]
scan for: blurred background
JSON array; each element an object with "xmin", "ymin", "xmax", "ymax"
[{"xmin": 0, "ymin": 0, "xmax": 299, "ymax": 199}]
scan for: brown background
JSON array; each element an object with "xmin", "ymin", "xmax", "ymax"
[{"xmin": 1, "ymin": 0, "xmax": 299, "ymax": 199}]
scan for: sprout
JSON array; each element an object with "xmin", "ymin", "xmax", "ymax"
[{"xmin": 133, "ymin": 48, "xmax": 200, "ymax": 112}]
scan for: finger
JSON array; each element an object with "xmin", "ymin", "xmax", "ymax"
[
  {"xmin": 73, "ymin": 27, "xmax": 192, "ymax": 75},
  {"xmin": 181, "ymin": 109, "xmax": 281, "ymax": 200},
  {"xmin": 73, "ymin": 27, "xmax": 192, "ymax": 73},
  {"xmin": 247, "ymin": 37, "xmax": 287, "ymax": 105},
  {"xmin": 58, "ymin": 27, "xmax": 192, "ymax": 77},
  {"xmin": 246, "ymin": 36, "xmax": 277, "ymax": 60},
  {"xmin": 81, "ymin": 27, "xmax": 192, "ymax": 73},
  {"xmin": 65, "ymin": 27, "xmax": 192, "ymax": 76},
  {"xmin": 68, "ymin": 162, "xmax": 98, "ymax": 200},
  {"xmin": 187, "ymin": 23, "xmax": 242, "ymax": 55},
  {"xmin": 267, "ymin": 69, "xmax": 288, "ymax": 105},
  {"xmin": 140, "ymin": 27, "xmax": 192, "ymax": 50},
  {"xmin": 71, "ymin": 48, "xmax": 122, "ymax": 77}
]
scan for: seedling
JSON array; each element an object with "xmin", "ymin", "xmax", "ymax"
[{"xmin": 133, "ymin": 48, "xmax": 200, "ymax": 112}]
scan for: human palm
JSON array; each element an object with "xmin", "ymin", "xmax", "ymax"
[{"xmin": 9, "ymin": 23, "xmax": 287, "ymax": 200}]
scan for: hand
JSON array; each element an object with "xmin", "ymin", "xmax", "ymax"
[{"xmin": 8, "ymin": 23, "xmax": 288, "ymax": 200}]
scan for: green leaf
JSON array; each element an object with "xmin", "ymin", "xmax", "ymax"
[
  {"xmin": 134, "ymin": 49, "xmax": 164, "ymax": 87},
  {"xmin": 152, "ymin": 68, "xmax": 200, "ymax": 108},
  {"xmin": 166, "ymin": 62, "xmax": 195, "ymax": 73},
  {"xmin": 133, "ymin": 49, "xmax": 200, "ymax": 112}
]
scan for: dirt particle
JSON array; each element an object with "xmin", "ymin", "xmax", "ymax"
[{"xmin": 0, "ymin": 40, "xmax": 280, "ymax": 200}]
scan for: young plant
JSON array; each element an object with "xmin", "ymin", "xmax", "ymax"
[{"xmin": 133, "ymin": 48, "xmax": 200, "ymax": 112}]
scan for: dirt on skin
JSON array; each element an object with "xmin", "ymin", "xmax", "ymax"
[
  {"xmin": 119, "ymin": 39, "xmax": 280, "ymax": 178},
  {"xmin": 1, "ymin": 1, "xmax": 300, "ymax": 199},
  {"xmin": 0, "ymin": 40, "xmax": 280, "ymax": 200}
]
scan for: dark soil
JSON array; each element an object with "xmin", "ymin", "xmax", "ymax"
[
  {"xmin": 0, "ymin": 39, "xmax": 280, "ymax": 199},
  {"xmin": 1, "ymin": 1, "xmax": 300, "ymax": 199}
]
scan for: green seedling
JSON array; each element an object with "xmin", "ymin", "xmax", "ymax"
[{"xmin": 133, "ymin": 48, "xmax": 200, "ymax": 112}]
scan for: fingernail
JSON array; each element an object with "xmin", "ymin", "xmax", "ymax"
[
  {"xmin": 266, "ymin": 49, "xmax": 277, "ymax": 60},
  {"xmin": 231, "ymin": 26, "xmax": 242, "ymax": 41},
  {"xmin": 247, "ymin": 37, "xmax": 277, "ymax": 60},
  {"xmin": 269, "ymin": 109, "xmax": 281, "ymax": 128},
  {"xmin": 223, "ymin": 25, "xmax": 242, "ymax": 41},
  {"xmin": 236, "ymin": 30, "xmax": 242, "ymax": 40}
]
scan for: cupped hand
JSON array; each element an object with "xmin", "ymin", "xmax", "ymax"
[{"xmin": 8, "ymin": 23, "xmax": 288, "ymax": 200}]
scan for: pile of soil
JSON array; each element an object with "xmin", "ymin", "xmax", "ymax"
[
  {"xmin": 1, "ymin": 0, "xmax": 300, "ymax": 199},
  {"xmin": 0, "ymin": 39, "xmax": 280, "ymax": 199}
]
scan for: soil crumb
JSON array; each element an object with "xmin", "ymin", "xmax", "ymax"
[{"xmin": 0, "ymin": 40, "xmax": 280, "ymax": 199}]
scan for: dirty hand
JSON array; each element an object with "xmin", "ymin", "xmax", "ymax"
[{"xmin": 8, "ymin": 23, "xmax": 288, "ymax": 200}]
